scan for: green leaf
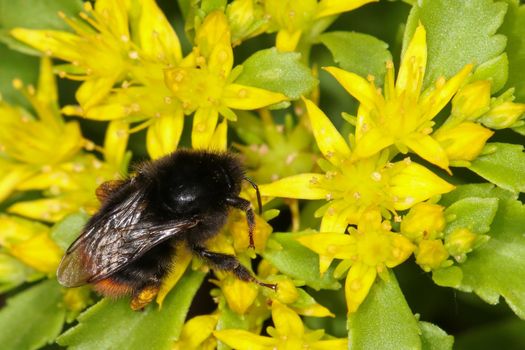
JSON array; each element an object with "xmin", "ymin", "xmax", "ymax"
[
  {"xmin": 235, "ymin": 48, "xmax": 318, "ymax": 100},
  {"xmin": 469, "ymin": 143, "xmax": 525, "ymax": 193},
  {"xmin": 51, "ymin": 212, "xmax": 89, "ymax": 250},
  {"xmin": 0, "ymin": 253, "xmax": 41, "ymax": 293},
  {"xmin": 319, "ymin": 31, "xmax": 392, "ymax": 85},
  {"xmin": 0, "ymin": 43, "xmax": 38, "ymax": 107},
  {"xmin": 420, "ymin": 321, "xmax": 454, "ymax": 350},
  {"xmin": 404, "ymin": 0, "xmax": 507, "ymax": 88},
  {"xmin": 443, "ymin": 197, "xmax": 499, "ymax": 236},
  {"xmin": 262, "ymin": 232, "xmax": 341, "ymax": 290},
  {"xmin": 347, "ymin": 271, "xmax": 421, "ymax": 350},
  {"xmin": 453, "ymin": 196, "xmax": 525, "ymax": 318},
  {"xmin": 500, "ymin": 1, "xmax": 525, "ymax": 102},
  {"xmin": 471, "ymin": 53, "xmax": 508, "ymax": 93},
  {"xmin": 0, "ymin": 0, "xmax": 82, "ymax": 30},
  {"xmin": 0, "ymin": 279, "xmax": 66, "ymax": 350},
  {"xmin": 439, "ymin": 183, "xmax": 516, "ymax": 207},
  {"xmin": 57, "ymin": 270, "xmax": 205, "ymax": 350}
]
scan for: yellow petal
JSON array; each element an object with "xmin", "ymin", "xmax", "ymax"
[
  {"xmin": 352, "ymin": 127, "xmax": 394, "ymax": 160},
  {"xmin": 303, "ymin": 97, "xmax": 351, "ymax": 166},
  {"xmin": 0, "ymin": 162, "xmax": 37, "ymax": 202},
  {"xmin": 214, "ymin": 330, "xmax": 277, "ymax": 350},
  {"xmin": 296, "ymin": 232, "xmax": 356, "ymax": 260},
  {"xmin": 404, "ymin": 134, "xmax": 450, "ymax": 171},
  {"xmin": 196, "ymin": 11, "xmax": 233, "ymax": 75},
  {"xmin": 400, "ymin": 202, "xmax": 445, "ymax": 242},
  {"xmin": 0, "ymin": 215, "xmax": 48, "ymax": 246},
  {"xmin": 385, "ymin": 233, "xmax": 415, "ymax": 268},
  {"xmin": 146, "ymin": 110, "xmax": 184, "ymax": 159},
  {"xmin": 310, "ymin": 339, "xmax": 348, "ymax": 350},
  {"xmin": 222, "ymin": 276, "xmax": 259, "ymax": 314},
  {"xmin": 420, "ymin": 64, "xmax": 474, "ymax": 121},
  {"xmin": 192, "ymin": 108, "xmax": 219, "ymax": 149},
  {"xmin": 451, "ymin": 80, "xmax": 491, "ymax": 121},
  {"xmin": 104, "ymin": 120, "xmax": 129, "ymax": 167},
  {"xmin": 434, "ymin": 122, "xmax": 494, "ymax": 161},
  {"xmin": 345, "ymin": 262, "xmax": 376, "ymax": 313},
  {"xmin": 174, "ymin": 315, "xmax": 218, "ymax": 349},
  {"xmin": 94, "ymin": 0, "xmax": 130, "ymax": 38},
  {"xmin": 272, "ymin": 300, "xmax": 305, "ymax": 337},
  {"xmin": 316, "ymin": 0, "xmax": 378, "ymax": 18},
  {"xmin": 156, "ymin": 244, "xmax": 192, "ymax": 306},
  {"xmin": 208, "ymin": 118, "xmax": 228, "ymax": 151},
  {"xmin": 135, "ymin": 0, "xmax": 182, "ymax": 63},
  {"xmin": 295, "ymin": 303, "xmax": 335, "ymax": 318},
  {"xmin": 222, "ymin": 84, "xmax": 287, "ymax": 110},
  {"xmin": 259, "ymin": 173, "xmax": 327, "ymax": 199},
  {"xmin": 10, "ymin": 28, "xmax": 84, "ymax": 63},
  {"xmin": 276, "ymin": 29, "xmax": 302, "ymax": 52},
  {"xmin": 36, "ymin": 57, "xmax": 58, "ymax": 111},
  {"xmin": 319, "ymin": 202, "xmax": 354, "ymax": 233},
  {"xmin": 397, "ymin": 25, "xmax": 427, "ymax": 98},
  {"xmin": 76, "ymin": 76, "xmax": 120, "ymax": 110},
  {"xmin": 9, "ymin": 232, "xmax": 62, "ymax": 273},
  {"xmin": 389, "ymin": 161, "xmax": 455, "ymax": 211},
  {"xmin": 323, "ymin": 67, "xmax": 378, "ymax": 111}
]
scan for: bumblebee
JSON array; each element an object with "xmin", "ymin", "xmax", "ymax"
[{"xmin": 57, "ymin": 149, "xmax": 274, "ymax": 310}]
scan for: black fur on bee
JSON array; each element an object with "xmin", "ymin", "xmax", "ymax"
[{"xmin": 57, "ymin": 149, "xmax": 274, "ymax": 309}]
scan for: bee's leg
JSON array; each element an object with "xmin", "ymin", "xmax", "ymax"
[
  {"xmin": 95, "ymin": 179, "xmax": 126, "ymax": 203},
  {"xmin": 193, "ymin": 247, "xmax": 276, "ymax": 290},
  {"xmin": 225, "ymin": 197, "xmax": 256, "ymax": 249},
  {"xmin": 130, "ymin": 285, "xmax": 159, "ymax": 311}
]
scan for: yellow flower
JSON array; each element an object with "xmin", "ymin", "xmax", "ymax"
[
  {"xmin": 433, "ymin": 122, "xmax": 494, "ymax": 163},
  {"xmin": 415, "ymin": 239, "xmax": 450, "ymax": 272},
  {"xmin": 173, "ymin": 315, "xmax": 218, "ymax": 350},
  {"xmin": 445, "ymin": 228, "xmax": 477, "ymax": 263},
  {"xmin": 260, "ymin": 98, "xmax": 454, "ymax": 232},
  {"xmin": 165, "ymin": 11, "xmax": 287, "ymax": 149},
  {"xmin": 214, "ymin": 300, "xmax": 347, "ymax": 349},
  {"xmin": 296, "ymin": 209, "xmax": 414, "ymax": 312},
  {"xmin": 227, "ymin": 0, "xmax": 268, "ymax": 45},
  {"xmin": 479, "ymin": 100, "xmax": 525, "ymax": 129},
  {"xmin": 264, "ymin": 0, "xmax": 377, "ymax": 51},
  {"xmin": 400, "ymin": 202, "xmax": 445, "ymax": 242},
  {"xmin": 450, "ymin": 80, "xmax": 491, "ymax": 121},
  {"xmin": 325, "ymin": 25, "xmax": 473, "ymax": 172},
  {"xmin": 0, "ymin": 215, "xmax": 62, "ymax": 274},
  {"xmin": 12, "ymin": 0, "xmax": 187, "ymax": 160},
  {"xmin": 7, "ymin": 155, "xmax": 122, "ymax": 222}
]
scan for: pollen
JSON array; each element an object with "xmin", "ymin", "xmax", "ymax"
[{"xmin": 370, "ymin": 171, "xmax": 382, "ymax": 182}]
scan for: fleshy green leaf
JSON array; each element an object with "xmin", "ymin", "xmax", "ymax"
[
  {"xmin": 471, "ymin": 53, "xmax": 508, "ymax": 93},
  {"xmin": 420, "ymin": 321, "xmax": 454, "ymax": 350},
  {"xmin": 500, "ymin": 1, "xmax": 525, "ymax": 102},
  {"xmin": 448, "ymin": 194, "xmax": 525, "ymax": 319},
  {"xmin": 319, "ymin": 31, "xmax": 392, "ymax": 85},
  {"xmin": 439, "ymin": 183, "xmax": 516, "ymax": 207},
  {"xmin": 0, "ymin": 253, "xmax": 41, "ymax": 293},
  {"xmin": 469, "ymin": 143, "xmax": 525, "ymax": 193},
  {"xmin": 0, "ymin": 279, "xmax": 66, "ymax": 350},
  {"xmin": 235, "ymin": 48, "xmax": 318, "ymax": 100},
  {"xmin": 57, "ymin": 270, "xmax": 205, "ymax": 349},
  {"xmin": 404, "ymin": 0, "xmax": 507, "ymax": 88},
  {"xmin": 262, "ymin": 232, "xmax": 341, "ymax": 290},
  {"xmin": 443, "ymin": 197, "xmax": 499, "ymax": 236},
  {"xmin": 51, "ymin": 212, "xmax": 89, "ymax": 250},
  {"xmin": 347, "ymin": 271, "xmax": 421, "ymax": 350}
]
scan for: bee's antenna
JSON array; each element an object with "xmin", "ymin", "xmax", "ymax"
[{"xmin": 243, "ymin": 176, "xmax": 262, "ymax": 215}]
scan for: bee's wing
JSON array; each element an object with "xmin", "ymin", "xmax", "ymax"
[
  {"xmin": 56, "ymin": 219, "xmax": 197, "ymax": 287},
  {"xmin": 57, "ymin": 185, "xmax": 198, "ymax": 287}
]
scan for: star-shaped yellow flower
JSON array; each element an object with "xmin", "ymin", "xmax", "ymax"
[
  {"xmin": 214, "ymin": 300, "xmax": 347, "ymax": 349},
  {"xmin": 297, "ymin": 209, "xmax": 414, "ymax": 313},
  {"xmin": 260, "ymin": 97, "xmax": 454, "ymax": 232},
  {"xmin": 165, "ymin": 11, "xmax": 288, "ymax": 149},
  {"xmin": 324, "ymin": 24, "xmax": 474, "ymax": 172}
]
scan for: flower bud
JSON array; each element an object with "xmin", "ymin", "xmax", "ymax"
[
  {"xmin": 415, "ymin": 239, "xmax": 449, "ymax": 272},
  {"xmin": 221, "ymin": 275, "xmax": 258, "ymax": 314},
  {"xmin": 434, "ymin": 122, "xmax": 493, "ymax": 161},
  {"xmin": 451, "ymin": 80, "xmax": 491, "ymax": 121},
  {"xmin": 478, "ymin": 101, "xmax": 525, "ymax": 129},
  {"xmin": 445, "ymin": 228, "xmax": 476, "ymax": 262},
  {"xmin": 401, "ymin": 202, "xmax": 445, "ymax": 242}
]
